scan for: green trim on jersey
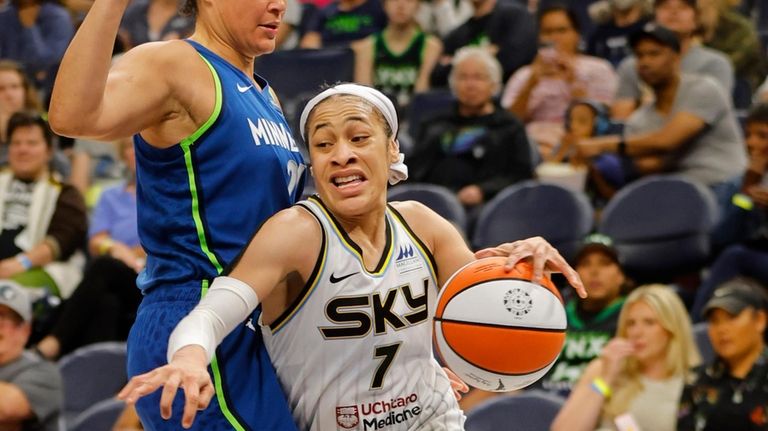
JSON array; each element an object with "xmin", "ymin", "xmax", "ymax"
[{"xmin": 184, "ymin": 55, "xmax": 246, "ymax": 431}]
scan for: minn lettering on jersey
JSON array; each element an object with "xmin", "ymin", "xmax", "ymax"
[
  {"xmin": 248, "ymin": 117, "xmax": 300, "ymax": 152},
  {"xmin": 319, "ymin": 279, "xmax": 429, "ymax": 339}
]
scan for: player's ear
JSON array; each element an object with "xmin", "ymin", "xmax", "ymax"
[{"xmin": 388, "ymin": 139, "xmax": 399, "ymax": 164}]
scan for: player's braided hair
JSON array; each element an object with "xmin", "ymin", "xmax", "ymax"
[{"xmin": 180, "ymin": 0, "xmax": 197, "ymax": 17}]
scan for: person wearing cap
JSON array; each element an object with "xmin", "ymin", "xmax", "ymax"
[
  {"xmin": 677, "ymin": 277, "xmax": 768, "ymax": 431},
  {"xmin": 553, "ymin": 284, "xmax": 700, "ymax": 431},
  {"xmin": 586, "ymin": 0, "xmax": 652, "ymax": 68},
  {"xmin": 0, "ymin": 281, "xmax": 62, "ymax": 431},
  {"xmin": 117, "ymin": 83, "xmax": 587, "ymax": 429},
  {"xmin": 611, "ymin": 0, "xmax": 733, "ymax": 120},
  {"xmin": 576, "ymin": 22, "xmax": 746, "ymax": 198},
  {"xmin": 538, "ymin": 235, "xmax": 629, "ymax": 396}
]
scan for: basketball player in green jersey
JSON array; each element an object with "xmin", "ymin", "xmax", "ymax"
[{"xmin": 119, "ymin": 84, "xmax": 587, "ymax": 429}]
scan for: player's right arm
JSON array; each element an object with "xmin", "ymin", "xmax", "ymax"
[
  {"xmin": 117, "ymin": 207, "xmax": 321, "ymax": 428},
  {"xmin": 48, "ymin": 0, "xmax": 179, "ymax": 142}
]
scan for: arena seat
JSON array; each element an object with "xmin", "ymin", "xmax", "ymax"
[
  {"xmin": 597, "ymin": 175, "xmax": 718, "ymax": 282},
  {"xmin": 472, "ymin": 180, "xmax": 594, "ymax": 263},
  {"xmin": 465, "ymin": 389, "xmax": 566, "ymax": 431},
  {"xmin": 405, "ymin": 89, "xmax": 455, "ymax": 141},
  {"xmin": 387, "ymin": 183, "xmax": 468, "ymax": 233},
  {"xmin": 68, "ymin": 398, "xmax": 125, "ymax": 431},
  {"xmin": 58, "ymin": 342, "xmax": 128, "ymax": 429}
]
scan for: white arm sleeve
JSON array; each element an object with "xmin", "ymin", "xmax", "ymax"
[{"xmin": 166, "ymin": 276, "xmax": 260, "ymax": 363}]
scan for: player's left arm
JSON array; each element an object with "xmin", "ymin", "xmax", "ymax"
[{"xmin": 392, "ymin": 201, "xmax": 585, "ymax": 297}]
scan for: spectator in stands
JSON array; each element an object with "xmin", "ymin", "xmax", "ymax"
[
  {"xmin": 539, "ymin": 235, "xmax": 629, "ymax": 396},
  {"xmin": 577, "ymin": 24, "xmax": 747, "ymax": 201},
  {"xmin": 698, "ymin": 0, "xmax": 767, "ymax": 92},
  {"xmin": 409, "ymin": 47, "xmax": 533, "ymax": 215},
  {"xmin": 429, "ymin": 0, "xmax": 537, "ymax": 87},
  {"xmin": 299, "ymin": 0, "xmax": 387, "ymax": 48},
  {"xmin": 690, "ymin": 104, "xmax": 768, "ymax": 320},
  {"xmin": 552, "ymin": 284, "xmax": 700, "ymax": 431},
  {"xmin": 587, "ymin": 0, "xmax": 653, "ymax": 67},
  {"xmin": 612, "ymin": 0, "xmax": 733, "ymax": 119},
  {"xmin": 0, "ymin": 60, "xmax": 42, "ymax": 144},
  {"xmin": 35, "ymin": 137, "xmax": 142, "ymax": 360},
  {"xmin": 351, "ymin": 0, "xmax": 443, "ymax": 107},
  {"xmin": 0, "ymin": 0, "xmax": 75, "ymax": 95},
  {"xmin": 0, "ymin": 280, "xmax": 62, "ymax": 431},
  {"xmin": 501, "ymin": 4, "xmax": 617, "ymax": 157},
  {"xmin": 119, "ymin": 0, "xmax": 195, "ymax": 49},
  {"xmin": 678, "ymin": 278, "xmax": 768, "ymax": 431},
  {"xmin": 275, "ymin": 0, "xmax": 303, "ymax": 49},
  {"xmin": 0, "ymin": 112, "xmax": 87, "ymax": 302},
  {"xmin": 414, "ymin": 0, "xmax": 472, "ymax": 38}
]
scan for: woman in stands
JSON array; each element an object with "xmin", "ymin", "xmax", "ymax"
[
  {"xmin": 0, "ymin": 60, "xmax": 43, "ymax": 144},
  {"xmin": 552, "ymin": 284, "xmax": 700, "ymax": 431}
]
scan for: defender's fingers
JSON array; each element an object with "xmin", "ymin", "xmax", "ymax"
[{"xmin": 159, "ymin": 373, "xmax": 182, "ymax": 420}]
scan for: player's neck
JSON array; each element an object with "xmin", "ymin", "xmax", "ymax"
[
  {"xmin": 189, "ymin": 28, "xmax": 256, "ymax": 80},
  {"xmin": 336, "ymin": 207, "xmax": 390, "ymax": 270}
]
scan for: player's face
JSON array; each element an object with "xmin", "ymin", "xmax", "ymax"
[
  {"xmin": 205, "ymin": 0, "xmax": 286, "ymax": 56},
  {"xmin": 452, "ymin": 57, "xmax": 496, "ymax": 112},
  {"xmin": 708, "ymin": 308, "xmax": 766, "ymax": 366},
  {"xmin": 0, "ymin": 70, "xmax": 26, "ymax": 114},
  {"xmin": 576, "ymin": 252, "xmax": 624, "ymax": 303},
  {"xmin": 746, "ymin": 122, "xmax": 768, "ymax": 159},
  {"xmin": 9, "ymin": 125, "xmax": 52, "ymax": 181},
  {"xmin": 624, "ymin": 301, "xmax": 671, "ymax": 365},
  {"xmin": 307, "ymin": 97, "xmax": 399, "ymax": 217},
  {"xmin": 634, "ymin": 39, "xmax": 678, "ymax": 87}
]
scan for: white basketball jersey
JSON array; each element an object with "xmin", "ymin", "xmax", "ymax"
[{"xmin": 261, "ymin": 196, "xmax": 465, "ymax": 431}]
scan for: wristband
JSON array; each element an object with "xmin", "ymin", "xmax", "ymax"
[
  {"xmin": 590, "ymin": 377, "xmax": 612, "ymax": 399},
  {"xmin": 16, "ymin": 254, "xmax": 33, "ymax": 271},
  {"xmin": 98, "ymin": 238, "xmax": 115, "ymax": 255}
]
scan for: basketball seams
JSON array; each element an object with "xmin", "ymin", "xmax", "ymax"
[
  {"xmin": 433, "ymin": 316, "xmax": 566, "ymax": 333},
  {"xmin": 434, "ymin": 325, "xmax": 560, "ymax": 377}
]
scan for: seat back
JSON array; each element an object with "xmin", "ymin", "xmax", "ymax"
[
  {"xmin": 692, "ymin": 322, "xmax": 715, "ymax": 364},
  {"xmin": 68, "ymin": 398, "xmax": 126, "ymax": 431},
  {"xmin": 598, "ymin": 175, "xmax": 718, "ymax": 279},
  {"xmin": 405, "ymin": 89, "xmax": 454, "ymax": 140},
  {"xmin": 472, "ymin": 180, "xmax": 593, "ymax": 262},
  {"xmin": 254, "ymin": 48, "xmax": 355, "ymax": 110},
  {"xmin": 58, "ymin": 342, "xmax": 128, "ymax": 427},
  {"xmin": 465, "ymin": 390, "xmax": 566, "ymax": 431},
  {"xmin": 387, "ymin": 183, "xmax": 468, "ymax": 232}
]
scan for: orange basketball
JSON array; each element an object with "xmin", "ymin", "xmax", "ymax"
[{"xmin": 434, "ymin": 257, "xmax": 566, "ymax": 392}]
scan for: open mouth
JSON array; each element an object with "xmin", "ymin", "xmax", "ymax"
[
  {"xmin": 260, "ymin": 23, "xmax": 280, "ymax": 30},
  {"xmin": 331, "ymin": 174, "xmax": 366, "ymax": 189}
]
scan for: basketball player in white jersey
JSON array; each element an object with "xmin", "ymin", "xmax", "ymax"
[{"xmin": 119, "ymin": 84, "xmax": 586, "ymax": 430}]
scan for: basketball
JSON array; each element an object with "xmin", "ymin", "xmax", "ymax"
[{"xmin": 434, "ymin": 257, "xmax": 567, "ymax": 392}]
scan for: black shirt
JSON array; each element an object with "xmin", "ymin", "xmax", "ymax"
[{"xmin": 678, "ymin": 348, "xmax": 768, "ymax": 431}]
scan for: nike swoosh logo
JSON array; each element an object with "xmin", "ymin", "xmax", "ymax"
[
  {"xmin": 237, "ymin": 83, "xmax": 253, "ymax": 93},
  {"xmin": 329, "ymin": 272, "xmax": 359, "ymax": 284}
]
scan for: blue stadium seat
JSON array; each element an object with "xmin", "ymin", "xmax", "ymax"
[
  {"xmin": 465, "ymin": 390, "xmax": 566, "ymax": 431},
  {"xmin": 58, "ymin": 342, "xmax": 128, "ymax": 428},
  {"xmin": 693, "ymin": 322, "xmax": 715, "ymax": 365},
  {"xmin": 254, "ymin": 48, "xmax": 355, "ymax": 112},
  {"xmin": 68, "ymin": 398, "xmax": 125, "ymax": 431},
  {"xmin": 405, "ymin": 89, "xmax": 455, "ymax": 141},
  {"xmin": 597, "ymin": 175, "xmax": 718, "ymax": 281},
  {"xmin": 387, "ymin": 183, "xmax": 468, "ymax": 233},
  {"xmin": 471, "ymin": 180, "xmax": 594, "ymax": 262}
]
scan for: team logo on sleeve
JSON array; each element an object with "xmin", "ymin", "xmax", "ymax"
[{"xmin": 336, "ymin": 406, "xmax": 360, "ymax": 429}]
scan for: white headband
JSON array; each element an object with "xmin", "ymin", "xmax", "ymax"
[{"xmin": 299, "ymin": 83, "xmax": 407, "ymax": 185}]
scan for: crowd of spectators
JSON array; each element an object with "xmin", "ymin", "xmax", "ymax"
[{"xmin": 0, "ymin": 0, "xmax": 767, "ymax": 428}]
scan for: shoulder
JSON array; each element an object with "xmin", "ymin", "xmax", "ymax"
[
  {"xmin": 680, "ymin": 74, "xmax": 724, "ymax": 98},
  {"xmin": 424, "ymin": 34, "xmax": 442, "ymax": 51},
  {"xmin": 351, "ymin": 36, "xmax": 374, "ymax": 52},
  {"xmin": 390, "ymin": 200, "xmax": 446, "ymax": 240},
  {"xmin": 115, "ymin": 39, "xmax": 201, "ymax": 75},
  {"xmin": 578, "ymin": 55, "xmax": 614, "ymax": 72},
  {"xmin": 690, "ymin": 45, "xmax": 731, "ymax": 67},
  {"xmin": 40, "ymin": 2, "xmax": 71, "ymax": 19}
]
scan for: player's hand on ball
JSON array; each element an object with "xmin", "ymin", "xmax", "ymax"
[
  {"xmin": 118, "ymin": 345, "xmax": 214, "ymax": 429},
  {"xmin": 474, "ymin": 236, "xmax": 586, "ymax": 298},
  {"xmin": 443, "ymin": 367, "xmax": 469, "ymax": 400}
]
